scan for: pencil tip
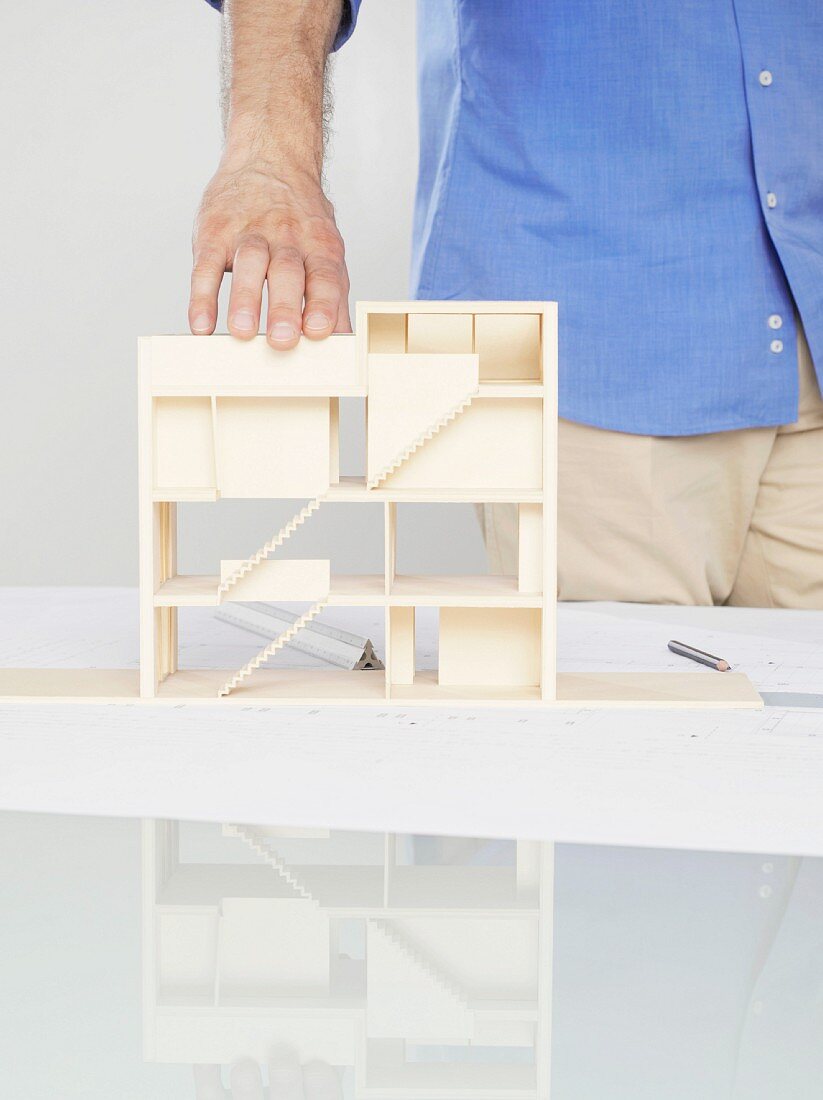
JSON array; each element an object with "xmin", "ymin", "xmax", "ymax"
[{"xmin": 717, "ymin": 661, "xmax": 730, "ymax": 672}]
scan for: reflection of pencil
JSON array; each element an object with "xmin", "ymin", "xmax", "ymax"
[{"xmin": 668, "ymin": 639, "xmax": 730, "ymax": 672}]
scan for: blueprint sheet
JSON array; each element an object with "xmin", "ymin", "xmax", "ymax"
[{"xmin": 0, "ymin": 589, "xmax": 822, "ymax": 852}]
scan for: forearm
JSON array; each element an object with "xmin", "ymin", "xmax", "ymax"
[
  {"xmin": 221, "ymin": 0, "xmax": 342, "ymax": 175},
  {"xmin": 190, "ymin": 0, "xmax": 351, "ymax": 345}
]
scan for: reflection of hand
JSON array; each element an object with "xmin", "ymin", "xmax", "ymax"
[{"xmin": 193, "ymin": 1047, "xmax": 342, "ymax": 1099}]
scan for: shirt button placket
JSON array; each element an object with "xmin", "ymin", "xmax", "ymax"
[
  {"xmin": 757, "ymin": 71, "xmax": 780, "ymax": 213},
  {"xmin": 768, "ymin": 317, "xmax": 783, "ymax": 355},
  {"xmin": 757, "ymin": 68, "xmax": 784, "ymax": 361}
]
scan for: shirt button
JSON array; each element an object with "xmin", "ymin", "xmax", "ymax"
[
  {"xmin": 768, "ymin": 315, "xmax": 783, "ymax": 329},
  {"xmin": 766, "ymin": 192, "xmax": 778, "ymax": 208},
  {"xmin": 759, "ymin": 884, "xmax": 774, "ymax": 898},
  {"xmin": 761, "ymin": 861, "xmax": 775, "ymax": 873},
  {"xmin": 770, "ymin": 339, "xmax": 784, "ymax": 354},
  {"xmin": 759, "ymin": 70, "xmax": 773, "ymax": 86}
]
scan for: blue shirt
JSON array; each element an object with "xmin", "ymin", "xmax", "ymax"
[{"xmin": 212, "ymin": 0, "xmax": 823, "ymax": 436}]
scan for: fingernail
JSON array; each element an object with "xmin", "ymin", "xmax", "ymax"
[
  {"xmin": 191, "ymin": 314, "xmax": 211, "ymax": 333},
  {"xmin": 269, "ymin": 322, "xmax": 296, "ymax": 342},
  {"xmin": 232, "ymin": 310, "xmax": 256, "ymax": 333},
  {"xmin": 304, "ymin": 312, "xmax": 330, "ymax": 331}
]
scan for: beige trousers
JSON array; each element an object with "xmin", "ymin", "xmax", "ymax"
[{"xmin": 479, "ymin": 324, "xmax": 823, "ymax": 607}]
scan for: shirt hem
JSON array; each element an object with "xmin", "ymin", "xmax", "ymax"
[{"xmin": 558, "ymin": 408, "xmax": 796, "ymax": 438}]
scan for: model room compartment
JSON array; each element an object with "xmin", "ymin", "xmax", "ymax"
[
  {"xmin": 153, "ymin": 395, "xmax": 335, "ymax": 501},
  {"xmin": 360, "ymin": 302, "xmax": 546, "ymax": 383},
  {"xmin": 153, "ymin": 396, "xmax": 216, "ymax": 499},
  {"xmin": 374, "ymin": 398, "xmax": 543, "ymax": 492},
  {"xmin": 439, "ymin": 608, "xmax": 543, "ymax": 688},
  {"xmin": 215, "ymin": 396, "xmax": 332, "ymax": 498}
]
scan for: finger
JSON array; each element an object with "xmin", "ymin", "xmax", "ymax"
[
  {"xmin": 268, "ymin": 1044, "xmax": 304, "ymax": 1100},
  {"xmin": 302, "ymin": 1061, "xmax": 342, "ymax": 1100},
  {"xmin": 229, "ymin": 1058, "xmax": 265, "ymax": 1100},
  {"xmin": 302, "ymin": 249, "xmax": 344, "ymax": 340},
  {"xmin": 189, "ymin": 246, "xmax": 226, "ymax": 335},
  {"xmin": 192, "ymin": 1064, "xmax": 228, "ymax": 1100},
  {"xmin": 227, "ymin": 235, "xmax": 269, "ymax": 339},
  {"xmin": 335, "ymin": 293, "xmax": 353, "ymax": 335},
  {"xmin": 266, "ymin": 245, "xmax": 305, "ymax": 350}
]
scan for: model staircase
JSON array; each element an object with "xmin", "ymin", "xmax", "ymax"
[
  {"xmin": 217, "ymin": 598, "xmax": 328, "ymax": 697},
  {"xmin": 217, "ymin": 387, "xmax": 476, "ymax": 598},
  {"xmin": 218, "ymin": 494, "xmax": 327, "ymax": 600},
  {"xmin": 367, "ymin": 390, "xmax": 477, "ymax": 489},
  {"xmin": 216, "ymin": 387, "xmax": 475, "ymax": 611},
  {"xmin": 370, "ymin": 917, "xmax": 469, "ymax": 1011},
  {"xmin": 223, "ymin": 823, "xmax": 318, "ymax": 903}
]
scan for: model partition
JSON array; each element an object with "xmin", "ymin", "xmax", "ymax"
[{"xmin": 138, "ymin": 302, "xmax": 557, "ymax": 704}]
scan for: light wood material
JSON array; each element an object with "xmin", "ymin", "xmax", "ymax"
[
  {"xmin": 555, "ymin": 671, "xmax": 763, "ymax": 708},
  {"xmin": 329, "ymin": 397, "xmax": 340, "ymax": 484},
  {"xmin": 475, "ymin": 313, "xmax": 542, "ymax": 381},
  {"xmin": 0, "ymin": 669, "xmax": 762, "ymax": 708},
  {"xmin": 159, "ymin": 669, "xmax": 388, "ymax": 703},
  {"xmin": 153, "ymin": 397, "xmax": 215, "ymax": 495},
  {"xmin": 325, "ymin": 478, "xmax": 543, "ymax": 503},
  {"xmin": 518, "ymin": 504, "xmax": 543, "ymax": 594},
  {"xmin": 390, "ymin": 575, "xmax": 541, "ymax": 606},
  {"xmin": 218, "ymin": 559, "xmax": 331, "ymax": 603},
  {"xmin": 384, "ymin": 398, "xmax": 543, "ymax": 491},
  {"xmin": 153, "ymin": 573, "xmax": 539, "ymax": 608},
  {"xmin": 541, "ymin": 303, "xmax": 558, "ymax": 701},
  {"xmin": 439, "ymin": 608, "xmax": 542, "ymax": 688},
  {"xmin": 3, "ymin": 302, "xmax": 763, "ymax": 710},
  {"xmin": 384, "ymin": 502, "xmax": 397, "ymax": 596},
  {"xmin": 149, "ymin": 333, "xmax": 359, "ymax": 394},
  {"xmin": 158, "ymin": 502, "xmax": 178, "ymax": 679},
  {"xmin": 366, "ymin": 311, "xmax": 406, "ymax": 354},
  {"xmin": 215, "ymin": 397, "xmax": 330, "ymax": 499},
  {"xmin": 156, "ymin": 573, "xmax": 385, "ymax": 607},
  {"xmin": 406, "ymin": 313, "xmax": 473, "ymax": 355},
  {"xmin": 388, "ymin": 607, "xmax": 416, "ymax": 686},
  {"xmin": 366, "ymin": 353, "xmax": 479, "ymax": 486},
  {"xmin": 0, "ymin": 669, "xmax": 142, "ymax": 700}
]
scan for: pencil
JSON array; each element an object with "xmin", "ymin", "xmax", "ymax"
[{"xmin": 668, "ymin": 639, "xmax": 730, "ymax": 672}]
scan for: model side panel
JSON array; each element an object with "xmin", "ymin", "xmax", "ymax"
[
  {"xmin": 541, "ymin": 305, "xmax": 558, "ymax": 700},
  {"xmin": 139, "ymin": 339, "xmax": 158, "ymax": 697}
]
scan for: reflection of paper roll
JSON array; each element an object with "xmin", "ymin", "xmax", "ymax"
[{"xmin": 215, "ymin": 602, "xmax": 384, "ymax": 670}]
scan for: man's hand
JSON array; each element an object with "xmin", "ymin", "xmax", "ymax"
[
  {"xmin": 190, "ymin": 0, "xmax": 350, "ymax": 349},
  {"xmin": 190, "ymin": 160, "xmax": 350, "ymax": 348}
]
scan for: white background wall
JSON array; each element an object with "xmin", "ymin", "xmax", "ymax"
[{"xmin": 0, "ymin": 0, "xmax": 486, "ymax": 585}]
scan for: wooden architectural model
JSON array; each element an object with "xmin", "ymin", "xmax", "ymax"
[
  {"xmin": 143, "ymin": 820, "xmax": 554, "ymax": 1098},
  {"xmin": 0, "ymin": 301, "xmax": 762, "ymax": 707}
]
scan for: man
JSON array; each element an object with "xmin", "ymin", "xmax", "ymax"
[{"xmin": 191, "ymin": 0, "xmax": 823, "ymax": 607}]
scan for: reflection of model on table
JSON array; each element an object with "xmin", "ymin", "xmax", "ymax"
[
  {"xmin": 194, "ymin": 1050, "xmax": 341, "ymax": 1100},
  {"xmin": 145, "ymin": 822, "xmax": 554, "ymax": 1099}
]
